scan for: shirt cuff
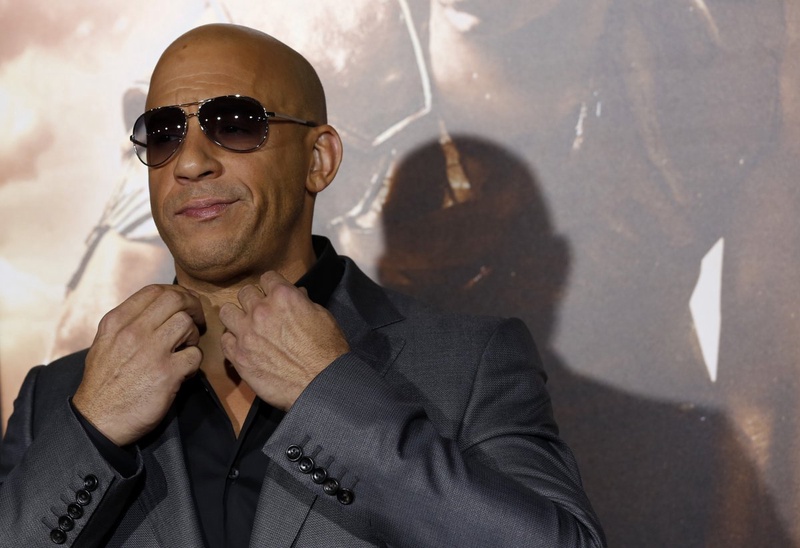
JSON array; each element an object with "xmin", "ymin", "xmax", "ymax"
[{"xmin": 69, "ymin": 398, "xmax": 139, "ymax": 478}]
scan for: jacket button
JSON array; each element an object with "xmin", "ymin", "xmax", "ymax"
[
  {"xmin": 58, "ymin": 515, "xmax": 75, "ymax": 532},
  {"xmin": 286, "ymin": 445, "xmax": 303, "ymax": 462},
  {"xmin": 83, "ymin": 474, "xmax": 99, "ymax": 492},
  {"xmin": 337, "ymin": 488, "xmax": 355, "ymax": 505},
  {"xmin": 310, "ymin": 467, "xmax": 328, "ymax": 484},
  {"xmin": 76, "ymin": 489, "xmax": 92, "ymax": 506},
  {"xmin": 298, "ymin": 456, "xmax": 315, "ymax": 474},
  {"xmin": 322, "ymin": 478, "xmax": 340, "ymax": 496},
  {"xmin": 67, "ymin": 503, "xmax": 84, "ymax": 519},
  {"xmin": 50, "ymin": 529, "xmax": 67, "ymax": 544}
]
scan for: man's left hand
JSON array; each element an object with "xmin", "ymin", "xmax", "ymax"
[{"xmin": 218, "ymin": 271, "xmax": 350, "ymax": 411}]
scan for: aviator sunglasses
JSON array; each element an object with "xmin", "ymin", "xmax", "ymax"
[{"xmin": 130, "ymin": 95, "xmax": 317, "ymax": 167}]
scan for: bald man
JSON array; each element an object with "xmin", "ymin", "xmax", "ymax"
[{"xmin": 0, "ymin": 24, "xmax": 604, "ymax": 547}]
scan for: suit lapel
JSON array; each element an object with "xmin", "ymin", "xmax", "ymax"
[
  {"xmin": 137, "ymin": 410, "xmax": 205, "ymax": 547},
  {"xmin": 329, "ymin": 259, "xmax": 406, "ymax": 376}
]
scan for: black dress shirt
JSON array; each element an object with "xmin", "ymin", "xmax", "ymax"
[{"xmin": 75, "ymin": 236, "xmax": 344, "ymax": 548}]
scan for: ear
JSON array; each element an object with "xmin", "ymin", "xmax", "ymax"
[{"xmin": 306, "ymin": 124, "xmax": 343, "ymax": 194}]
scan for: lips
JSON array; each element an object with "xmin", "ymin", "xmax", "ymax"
[{"xmin": 175, "ymin": 197, "xmax": 238, "ymax": 220}]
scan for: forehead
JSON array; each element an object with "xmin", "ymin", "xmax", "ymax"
[{"xmin": 146, "ymin": 37, "xmax": 294, "ymax": 111}]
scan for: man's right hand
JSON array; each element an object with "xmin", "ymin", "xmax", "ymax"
[{"xmin": 72, "ymin": 285, "xmax": 205, "ymax": 446}]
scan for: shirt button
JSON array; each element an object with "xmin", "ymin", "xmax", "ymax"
[
  {"xmin": 50, "ymin": 529, "xmax": 67, "ymax": 544},
  {"xmin": 227, "ymin": 468, "xmax": 240, "ymax": 480}
]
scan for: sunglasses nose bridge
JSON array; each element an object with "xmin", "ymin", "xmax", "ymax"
[
  {"xmin": 182, "ymin": 110, "xmax": 209, "ymax": 139},
  {"xmin": 185, "ymin": 109, "xmax": 200, "ymax": 125}
]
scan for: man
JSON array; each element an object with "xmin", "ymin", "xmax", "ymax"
[{"xmin": 0, "ymin": 24, "xmax": 604, "ymax": 547}]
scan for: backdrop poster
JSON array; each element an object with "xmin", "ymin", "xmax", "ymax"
[{"xmin": 1, "ymin": 1, "xmax": 798, "ymax": 546}]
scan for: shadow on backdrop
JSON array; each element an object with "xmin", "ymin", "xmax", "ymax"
[{"xmin": 374, "ymin": 135, "xmax": 790, "ymax": 547}]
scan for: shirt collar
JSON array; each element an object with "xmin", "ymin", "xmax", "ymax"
[{"xmin": 295, "ymin": 235, "xmax": 344, "ymax": 307}]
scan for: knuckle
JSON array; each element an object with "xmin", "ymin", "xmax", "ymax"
[
  {"xmin": 240, "ymin": 331, "xmax": 258, "ymax": 348},
  {"xmin": 141, "ymin": 284, "xmax": 167, "ymax": 298},
  {"xmin": 174, "ymin": 310, "xmax": 194, "ymax": 329},
  {"xmin": 115, "ymin": 325, "xmax": 141, "ymax": 348},
  {"xmin": 237, "ymin": 284, "xmax": 255, "ymax": 301},
  {"xmin": 219, "ymin": 303, "xmax": 236, "ymax": 323},
  {"xmin": 271, "ymin": 282, "xmax": 295, "ymax": 301},
  {"xmin": 259, "ymin": 270, "xmax": 279, "ymax": 284},
  {"xmin": 252, "ymin": 305, "xmax": 271, "ymax": 323},
  {"xmin": 175, "ymin": 345, "xmax": 202, "ymax": 368},
  {"xmin": 158, "ymin": 287, "xmax": 185, "ymax": 308},
  {"xmin": 96, "ymin": 310, "xmax": 119, "ymax": 334},
  {"xmin": 220, "ymin": 332, "xmax": 238, "ymax": 356}
]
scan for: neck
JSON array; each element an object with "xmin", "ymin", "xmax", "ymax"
[
  {"xmin": 193, "ymin": 298, "xmax": 255, "ymax": 435},
  {"xmin": 171, "ymin": 243, "xmax": 317, "ymax": 434}
]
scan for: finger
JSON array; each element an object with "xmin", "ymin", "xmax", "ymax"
[
  {"xmin": 219, "ymin": 331, "xmax": 240, "ymax": 364},
  {"xmin": 171, "ymin": 345, "xmax": 203, "ymax": 379},
  {"xmin": 156, "ymin": 310, "xmax": 202, "ymax": 351},
  {"xmin": 97, "ymin": 284, "xmax": 175, "ymax": 333},
  {"xmin": 176, "ymin": 312, "xmax": 202, "ymax": 349},
  {"xmin": 125, "ymin": 284, "xmax": 177, "ymax": 311},
  {"xmin": 177, "ymin": 287, "xmax": 206, "ymax": 330},
  {"xmin": 237, "ymin": 284, "xmax": 265, "ymax": 311},
  {"xmin": 258, "ymin": 270, "xmax": 293, "ymax": 295},
  {"xmin": 137, "ymin": 286, "xmax": 206, "ymax": 333},
  {"xmin": 219, "ymin": 301, "xmax": 246, "ymax": 332},
  {"xmin": 259, "ymin": 272, "xmax": 310, "ymax": 311},
  {"xmin": 162, "ymin": 286, "xmax": 206, "ymax": 329}
]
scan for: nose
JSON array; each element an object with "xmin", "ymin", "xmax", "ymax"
[{"xmin": 171, "ymin": 115, "xmax": 223, "ymax": 183}]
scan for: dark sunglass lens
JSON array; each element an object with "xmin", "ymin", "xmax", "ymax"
[
  {"xmin": 200, "ymin": 97, "xmax": 268, "ymax": 151},
  {"xmin": 135, "ymin": 107, "xmax": 186, "ymax": 166}
]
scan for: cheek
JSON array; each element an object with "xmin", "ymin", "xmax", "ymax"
[
  {"xmin": 244, "ymin": 160, "xmax": 306, "ymax": 209},
  {"xmin": 231, "ymin": 143, "xmax": 314, "ymax": 231},
  {"xmin": 147, "ymin": 175, "xmax": 173, "ymax": 228}
]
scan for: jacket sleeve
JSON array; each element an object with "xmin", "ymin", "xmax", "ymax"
[
  {"xmin": 0, "ymin": 366, "xmax": 143, "ymax": 547},
  {"xmin": 262, "ymin": 317, "xmax": 606, "ymax": 547}
]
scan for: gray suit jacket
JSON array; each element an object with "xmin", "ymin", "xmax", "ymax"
[{"xmin": 0, "ymin": 258, "xmax": 605, "ymax": 547}]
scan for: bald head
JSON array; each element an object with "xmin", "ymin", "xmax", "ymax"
[
  {"xmin": 149, "ymin": 23, "xmax": 327, "ymax": 123},
  {"xmin": 144, "ymin": 24, "xmax": 344, "ymax": 286}
]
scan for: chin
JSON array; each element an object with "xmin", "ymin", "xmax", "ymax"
[
  {"xmin": 178, "ymin": 261, "xmax": 253, "ymax": 286},
  {"xmin": 172, "ymin": 243, "xmax": 254, "ymax": 284}
]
